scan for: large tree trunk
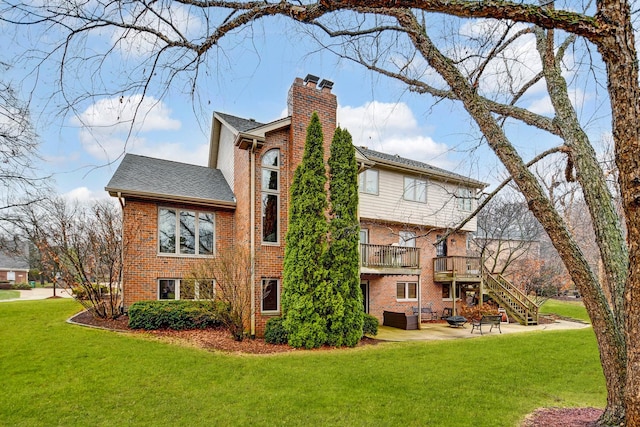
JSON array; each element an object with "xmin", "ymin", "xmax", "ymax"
[
  {"xmin": 595, "ymin": 0, "xmax": 640, "ymax": 423},
  {"xmin": 394, "ymin": 10, "xmax": 628, "ymax": 424},
  {"xmin": 535, "ymin": 26, "xmax": 628, "ymax": 425}
]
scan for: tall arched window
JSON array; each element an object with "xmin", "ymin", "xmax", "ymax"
[{"xmin": 261, "ymin": 149, "xmax": 280, "ymax": 244}]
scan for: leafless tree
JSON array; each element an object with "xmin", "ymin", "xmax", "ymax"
[
  {"xmin": 471, "ymin": 193, "xmax": 542, "ymax": 275},
  {"xmin": 0, "ymin": 68, "xmax": 48, "ymax": 240},
  {"xmin": 19, "ymin": 199, "xmax": 123, "ymax": 319},
  {"xmin": 190, "ymin": 246, "xmax": 252, "ymax": 341},
  {"xmin": 3, "ymin": 0, "xmax": 640, "ymax": 423}
]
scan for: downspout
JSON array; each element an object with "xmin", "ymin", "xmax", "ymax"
[
  {"xmin": 250, "ymin": 139, "xmax": 257, "ymax": 338},
  {"xmin": 417, "ymin": 275, "xmax": 422, "ymax": 330},
  {"xmin": 117, "ymin": 192, "xmax": 125, "ymax": 314},
  {"xmin": 116, "ymin": 192, "xmax": 125, "ymax": 209},
  {"xmin": 479, "ymin": 255, "xmax": 484, "ymax": 308}
]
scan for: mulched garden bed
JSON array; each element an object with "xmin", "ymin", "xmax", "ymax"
[
  {"xmin": 521, "ymin": 407, "xmax": 604, "ymax": 426},
  {"xmin": 69, "ymin": 310, "xmax": 378, "ymax": 355}
]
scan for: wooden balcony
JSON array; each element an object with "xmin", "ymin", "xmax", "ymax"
[
  {"xmin": 433, "ymin": 256, "xmax": 482, "ymax": 282},
  {"xmin": 359, "ymin": 243, "xmax": 421, "ymax": 275}
]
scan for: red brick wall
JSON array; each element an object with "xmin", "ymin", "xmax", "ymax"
[
  {"xmin": 119, "ymin": 76, "xmax": 475, "ymax": 337},
  {"xmin": 121, "ymin": 199, "xmax": 235, "ymax": 308},
  {"xmin": 252, "ymin": 128, "xmax": 289, "ymax": 334},
  {"xmin": 246, "ymin": 77, "xmax": 338, "ymax": 336},
  {"xmin": 286, "ymin": 77, "xmax": 337, "ymax": 184},
  {"xmin": 0, "ymin": 270, "xmax": 28, "ymax": 284},
  {"xmin": 360, "ymin": 219, "xmax": 470, "ymax": 322}
]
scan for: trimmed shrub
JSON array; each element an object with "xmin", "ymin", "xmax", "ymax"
[
  {"xmin": 128, "ymin": 300, "xmax": 227, "ymax": 330},
  {"xmin": 11, "ymin": 282, "xmax": 31, "ymax": 290},
  {"xmin": 362, "ymin": 314, "xmax": 379, "ymax": 336},
  {"xmin": 264, "ymin": 317, "xmax": 288, "ymax": 345}
]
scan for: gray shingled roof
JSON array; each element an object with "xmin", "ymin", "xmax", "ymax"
[
  {"xmin": 0, "ymin": 251, "xmax": 29, "ymax": 271},
  {"xmin": 358, "ymin": 147, "xmax": 485, "ymax": 187},
  {"xmin": 216, "ymin": 112, "xmax": 265, "ymax": 133},
  {"xmin": 216, "ymin": 111, "xmax": 485, "ymax": 188},
  {"xmin": 105, "ymin": 154, "xmax": 235, "ymax": 204}
]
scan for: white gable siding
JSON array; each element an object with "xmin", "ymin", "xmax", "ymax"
[
  {"xmin": 358, "ymin": 168, "xmax": 478, "ymax": 231},
  {"xmin": 217, "ymin": 126, "xmax": 236, "ymax": 189}
]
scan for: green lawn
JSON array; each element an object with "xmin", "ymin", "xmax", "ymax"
[
  {"xmin": 540, "ymin": 298, "xmax": 591, "ymax": 322},
  {"xmin": 0, "ymin": 289, "xmax": 20, "ymax": 300},
  {"xmin": 0, "ymin": 299, "xmax": 604, "ymax": 427}
]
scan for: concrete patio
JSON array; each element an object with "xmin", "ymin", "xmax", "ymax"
[{"xmin": 374, "ymin": 318, "xmax": 590, "ymax": 341}]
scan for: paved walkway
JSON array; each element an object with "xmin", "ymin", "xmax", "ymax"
[
  {"xmin": 0, "ymin": 287, "xmax": 73, "ymax": 302},
  {"xmin": 375, "ymin": 318, "xmax": 590, "ymax": 341}
]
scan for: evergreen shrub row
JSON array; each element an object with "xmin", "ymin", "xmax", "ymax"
[{"xmin": 128, "ymin": 300, "xmax": 227, "ymax": 330}]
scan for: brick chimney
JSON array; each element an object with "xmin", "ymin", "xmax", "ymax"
[{"xmin": 287, "ymin": 74, "xmax": 337, "ymax": 176}]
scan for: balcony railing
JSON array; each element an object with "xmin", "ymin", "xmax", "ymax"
[
  {"xmin": 360, "ymin": 243, "xmax": 420, "ymax": 270},
  {"xmin": 433, "ymin": 256, "xmax": 482, "ymax": 281}
]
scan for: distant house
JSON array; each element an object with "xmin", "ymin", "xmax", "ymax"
[
  {"xmin": 0, "ymin": 246, "xmax": 29, "ymax": 284},
  {"xmin": 107, "ymin": 75, "xmax": 539, "ymax": 335}
]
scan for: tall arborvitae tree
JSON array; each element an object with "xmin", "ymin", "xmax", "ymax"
[
  {"xmin": 326, "ymin": 127, "xmax": 363, "ymax": 347},
  {"xmin": 281, "ymin": 112, "xmax": 329, "ymax": 349}
]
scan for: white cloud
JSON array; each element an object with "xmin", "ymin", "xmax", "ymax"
[
  {"xmin": 527, "ymin": 96, "xmax": 554, "ymax": 115},
  {"xmin": 456, "ymin": 20, "xmax": 544, "ymax": 97},
  {"xmin": 526, "ymin": 88, "xmax": 592, "ymax": 115},
  {"xmin": 72, "ymin": 94, "xmax": 180, "ymax": 133},
  {"xmin": 338, "ymin": 101, "xmax": 451, "ymax": 167},
  {"xmin": 71, "ymin": 94, "xmax": 188, "ymax": 163},
  {"xmin": 134, "ymin": 142, "xmax": 210, "ymax": 166},
  {"xmin": 62, "ymin": 186, "xmax": 111, "ymax": 204}
]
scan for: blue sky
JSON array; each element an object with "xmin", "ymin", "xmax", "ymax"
[{"xmin": 2, "ymin": 11, "xmax": 612, "ymax": 203}]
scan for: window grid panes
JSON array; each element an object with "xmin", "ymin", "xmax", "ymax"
[
  {"xmin": 262, "ymin": 149, "xmax": 280, "ymax": 244},
  {"xmin": 403, "ymin": 177, "xmax": 427, "ymax": 202},
  {"xmin": 458, "ymin": 188, "xmax": 473, "ymax": 211},
  {"xmin": 396, "ymin": 282, "xmax": 418, "ymax": 300},
  {"xmin": 358, "ymin": 169, "xmax": 379, "ymax": 194},
  {"xmin": 159, "ymin": 208, "xmax": 215, "ymax": 256},
  {"xmin": 158, "ymin": 279, "xmax": 215, "ymax": 300}
]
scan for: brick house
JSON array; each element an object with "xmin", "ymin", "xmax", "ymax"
[
  {"xmin": 106, "ymin": 74, "xmax": 493, "ymax": 336},
  {"xmin": 0, "ymin": 245, "xmax": 30, "ymax": 285}
]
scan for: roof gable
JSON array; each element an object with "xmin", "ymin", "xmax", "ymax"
[{"xmin": 106, "ymin": 154, "xmax": 235, "ymax": 208}]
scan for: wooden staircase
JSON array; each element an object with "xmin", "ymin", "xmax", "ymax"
[{"xmin": 483, "ymin": 268, "xmax": 539, "ymax": 325}]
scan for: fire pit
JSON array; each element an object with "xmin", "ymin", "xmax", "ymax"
[{"xmin": 446, "ymin": 316, "xmax": 467, "ymax": 328}]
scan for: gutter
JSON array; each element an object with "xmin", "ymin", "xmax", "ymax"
[{"xmin": 105, "ymin": 189, "xmax": 236, "ymax": 210}]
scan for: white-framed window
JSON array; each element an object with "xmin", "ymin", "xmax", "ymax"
[
  {"xmin": 359, "ymin": 229, "xmax": 369, "ymax": 244},
  {"xmin": 403, "ymin": 177, "xmax": 427, "ymax": 203},
  {"xmin": 262, "ymin": 149, "xmax": 280, "ymax": 244},
  {"xmin": 358, "ymin": 169, "xmax": 379, "ymax": 195},
  {"xmin": 158, "ymin": 208, "xmax": 215, "ymax": 256},
  {"xmin": 457, "ymin": 188, "xmax": 473, "ymax": 211},
  {"xmin": 261, "ymin": 278, "xmax": 280, "ymax": 313},
  {"xmin": 158, "ymin": 279, "xmax": 215, "ymax": 300},
  {"xmin": 396, "ymin": 282, "xmax": 418, "ymax": 301},
  {"xmin": 399, "ymin": 231, "xmax": 416, "ymax": 248}
]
